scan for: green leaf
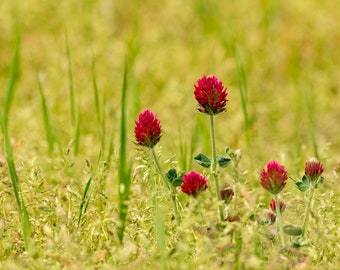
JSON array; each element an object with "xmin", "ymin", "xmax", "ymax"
[
  {"xmin": 216, "ymin": 155, "xmax": 231, "ymax": 168},
  {"xmin": 283, "ymin": 225, "xmax": 302, "ymax": 236},
  {"xmin": 166, "ymin": 168, "xmax": 177, "ymax": 183},
  {"xmin": 172, "ymin": 178, "xmax": 183, "ymax": 187},
  {"xmin": 295, "ymin": 175, "xmax": 310, "ymax": 192},
  {"xmin": 295, "ymin": 181, "xmax": 309, "ymax": 192},
  {"xmin": 194, "ymin": 153, "xmax": 211, "ymax": 168}
]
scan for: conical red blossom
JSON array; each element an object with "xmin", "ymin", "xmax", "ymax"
[
  {"xmin": 194, "ymin": 75, "xmax": 228, "ymax": 115},
  {"xmin": 181, "ymin": 171, "xmax": 208, "ymax": 197},
  {"xmin": 260, "ymin": 160, "xmax": 288, "ymax": 194},
  {"xmin": 305, "ymin": 158, "xmax": 324, "ymax": 182},
  {"xmin": 269, "ymin": 199, "xmax": 286, "ymax": 213},
  {"xmin": 134, "ymin": 109, "xmax": 162, "ymax": 148}
]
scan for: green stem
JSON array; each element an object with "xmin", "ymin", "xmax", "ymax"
[
  {"xmin": 151, "ymin": 148, "xmax": 181, "ymax": 225},
  {"xmin": 301, "ymin": 185, "xmax": 315, "ymax": 237},
  {"xmin": 209, "ymin": 115, "xmax": 225, "ymax": 221},
  {"xmin": 149, "ymin": 168, "xmax": 167, "ymax": 270},
  {"xmin": 274, "ymin": 194, "xmax": 286, "ymax": 248}
]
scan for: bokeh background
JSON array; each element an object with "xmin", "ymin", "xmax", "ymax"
[{"xmin": 1, "ymin": 1, "xmax": 339, "ymax": 165}]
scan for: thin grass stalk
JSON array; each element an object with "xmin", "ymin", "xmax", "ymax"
[
  {"xmin": 188, "ymin": 118, "xmax": 199, "ymax": 170},
  {"xmin": 274, "ymin": 194, "xmax": 286, "ymax": 248},
  {"xmin": 0, "ymin": 111, "xmax": 31, "ymax": 250},
  {"xmin": 36, "ymin": 71, "xmax": 54, "ymax": 157},
  {"xmin": 151, "ymin": 148, "xmax": 180, "ymax": 225},
  {"xmin": 74, "ymin": 99, "xmax": 81, "ymax": 156},
  {"xmin": 232, "ymin": 45, "xmax": 251, "ymax": 148},
  {"xmin": 131, "ymin": 67, "xmax": 140, "ymax": 119},
  {"xmin": 106, "ymin": 123, "xmax": 115, "ymax": 166},
  {"xmin": 92, "ymin": 59, "xmax": 105, "ymax": 152},
  {"xmin": 3, "ymin": 35, "xmax": 20, "ymax": 126},
  {"xmin": 77, "ymin": 171, "xmax": 96, "ymax": 228},
  {"xmin": 209, "ymin": 115, "xmax": 225, "ymax": 221},
  {"xmin": 65, "ymin": 32, "xmax": 76, "ymax": 127},
  {"xmin": 305, "ymin": 89, "xmax": 319, "ymax": 160},
  {"xmin": 178, "ymin": 126, "xmax": 187, "ymax": 171},
  {"xmin": 149, "ymin": 168, "xmax": 167, "ymax": 270},
  {"xmin": 301, "ymin": 185, "xmax": 315, "ymax": 238},
  {"xmin": 117, "ymin": 60, "xmax": 132, "ymax": 244}
]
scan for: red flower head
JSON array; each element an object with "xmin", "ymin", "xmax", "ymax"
[
  {"xmin": 305, "ymin": 158, "xmax": 324, "ymax": 182},
  {"xmin": 260, "ymin": 160, "xmax": 288, "ymax": 194},
  {"xmin": 269, "ymin": 199, "xmax": 286, "ymax": 213},
  {"xmin": 220, "ymin": 187, "xmax": 234, "ymax": 204},
  {"xmin": 134, "ymin": 109, "xmax": 162, "ymax": 148},
  {"xmin": 181, "ymin": 171, "xmax": 208, "ymax": 197},
  {"xmin": 194, "ymin": 75, "xmax": 228, "ymax": 115}
]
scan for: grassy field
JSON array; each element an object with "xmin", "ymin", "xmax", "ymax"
[{"xmin": 1, "ymin": 0, "xmax": 340, "ymax": 269}]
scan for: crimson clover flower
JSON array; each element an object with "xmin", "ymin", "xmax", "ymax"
[
  {"xmin": 269, "ymin": 199, "xmax": 286, "ymax": 213},
  {"xmin": 260, "ymin": 160, "xmax": 288, "ymax": 194},
  {"xmin": 181, "ymin": 171, "xmax": 208, "ymax": 197},
  {"xmin": 220, "ymin": 187, "xmax": 234, "ymax": 204},
  {"xmin": 194, "ymin": 75, "xmax": 228, "ymax": 115},
  {"xmin": 305, "ymin": 158, "xmax": 324, "ymax": 182},
  {"xmin": 134, "ymin": 109, "xmax": 162, "ymax": 148}
]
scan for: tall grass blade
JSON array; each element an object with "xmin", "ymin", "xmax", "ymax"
[
  {"xmin": 3, "ymin": 36, "xmax": 20, "ymax": 125},
  {"xmin": 305, "ymin": 89, "xmax": 319, "ymax": 159},
  {"xmin": 92, "ymin": 59, "xmax": 106, "ymax": 152},
  {"xmin": 36, "ymin": 71, "xmax": 55, "ymax": 157},
  {"xmin": 178, "ymin": 126, "xmax": 187, "ymax": 171},
  {"xmin": 0, "ymin": 111, "xmax": 31, "ymax": 250},
  {"xmin": 65, "ymin": 32, "xmax": 76, "ymax": 127},
  {"xmin": 150, "ymin": 174, "xmax": 167, "ymax": 270},
  {"xmin": 117, "ymin": 59, "xmax": 132, "ymax": 244},
  {"xmin": 77, "ymin": 171, "xmax": 96, "ymax": 228},
  {"xmin": 22, "ymin": 202, "xmax": 31, "ymax": 251},
  {"xmin": 74, "ymin": 100, "xmax": 81, "ymax": 156},
  {"xmin": 189, "ymin": 118, "xmax": 199, "ymax": 170},
  {"xmin": 232, "ymin": 44, "xmax": 251, "ymax": 147},
  {"xmin": 106, "ymin": 122, "xmax": 115, "ymax": 166},
  {"xmin": 131, "ymin": 67, "xmax": 140, "ymax": 119}
]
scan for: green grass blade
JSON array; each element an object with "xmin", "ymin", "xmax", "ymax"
[
  {"xmin": 3, "ymin": 36, "xmax": 20, "ymax": 125},
  {"xmin": 77, "ymin": 171, "xmax": 95, "ymax": 228},
  {"xmin": 305, "ymin": 89, "xmax": 319, "ymax": 159},
  {"xmin": 36, "ymin": 71, "xmax": 54, "ymax": 157},
  {"xmin": 131, "ymin": 67, "xmax": 140, "ymax": 119},
  {"xmin": 150, "ymin": 175, "xmax": 167, "ymax": 270},
  {"xmin": 106, "ymin": 122, "xmax": 115, "ymax": 166},
  {"xmin": 74, "ymin": 100, "xmax": 81, "ymax": 156},
  {"xmin": 188, "ymin": 118, "xmax": 199, "ymax": 170},
  {"xmin": 0, "ymin": 112, "xmax": 21, "ymax": 211},
  {"xmin": 92, "ymin": 59, "xmax": 101, "ymax": 126},
  {"xmin": 117, "ymin": 59, "xmax": 132, "ymax": 244},
  {"xmin": 0, "ymin": 111, "xmax": 31, "ymax": 250},
  {"xmin": 232, "ymin": 43, "xmax": 251, "ymax": 147},
  {"xmin": 65, "ymin": 31, "xmax": 76, "ymax": 127},
  {"xmin": 92, "ymin": 59, "xmax": 106, "ymax": 152},
  {"xmin": 178, "ymin": 126, "xmax": 187, "ymax": 171},
  {"xmin": 22, "ymin": 202, "xmax": 31, "ymax": 251}
]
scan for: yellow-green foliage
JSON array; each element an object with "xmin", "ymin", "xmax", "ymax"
[{"xmin": 0, "ymin": 0, "xmax": 339, "ymax": 269}]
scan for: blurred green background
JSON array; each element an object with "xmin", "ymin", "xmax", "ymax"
[{"xmin": 1, "ymin": 0, "xmax": 339, "ymax": 167}]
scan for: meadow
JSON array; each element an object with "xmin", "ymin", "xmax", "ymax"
[{"xmin": 0, "ymin": 0, "xmax": 340, "ymax": 269}]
